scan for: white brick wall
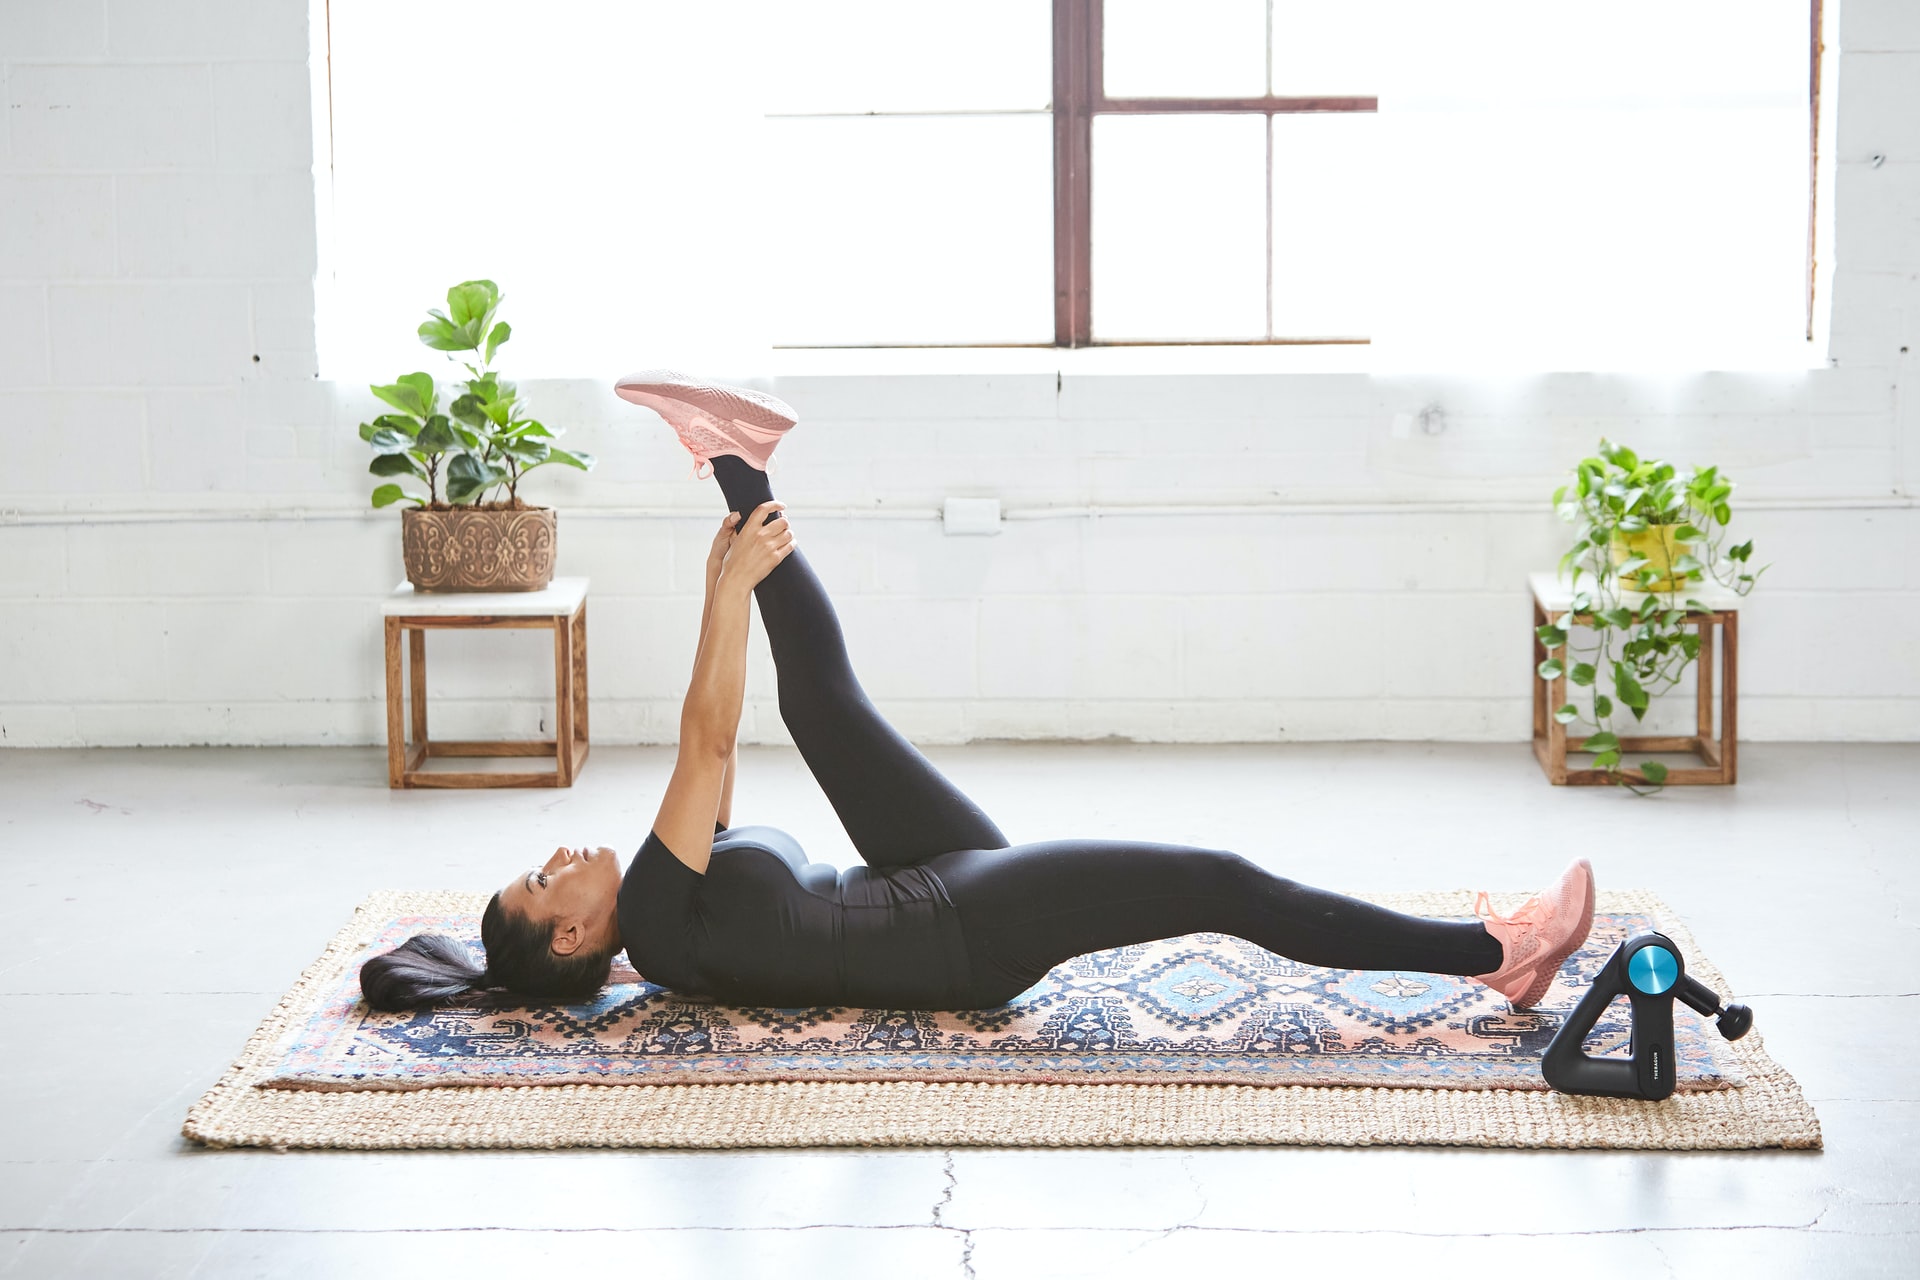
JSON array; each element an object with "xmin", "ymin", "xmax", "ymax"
[{"xmin": 1, "ymin": 0, "xmax": 1915, "ymax": 748}]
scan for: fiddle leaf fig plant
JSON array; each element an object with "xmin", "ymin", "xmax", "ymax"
[
  {"xmin": 361, "ymin": 279, "xmax": 595, "ymax": 509},
  {"xmin": 1539, "ymin": 438, "xmax": 1769, "ymax": 794}
]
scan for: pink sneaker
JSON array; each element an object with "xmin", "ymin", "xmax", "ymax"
[
  {"xmin": 1471, "ymin": 858, "xmax": 1596, "ymax": 1010},
  {"xmin": 614, "ymin": 370, "xmax": 798, "ymax": 478}
]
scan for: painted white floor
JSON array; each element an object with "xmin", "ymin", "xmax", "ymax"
[{"xmin": 1, "ymin": 742, "xmax": 1914, "ymax": 1278}]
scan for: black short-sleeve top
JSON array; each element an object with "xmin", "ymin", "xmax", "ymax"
[{"xmin": 617, "ymin": 825, "xmax": 973, "ymax": 1008}]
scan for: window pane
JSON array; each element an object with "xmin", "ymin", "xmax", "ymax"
[
  {"xmin": 768, "ymin": 116, "xmax": 1054, "ymax": 345},
  {"xmin": 1378, "ymin": 104, "xmax": 1809, "ymax": 368},
  {"xmin": 1271, "ymin": 114, "xmax": 1377, "ymax": 337},
  {"xmin": 764, "ymin": 0, "xmax": 1050, "ymax": 113},
  {"xmin": 1091, "ymin": 114, "xmax": 1267, "ymax": 341},
  {"xmin": 1269, "ymin": 0, "xmax": 1382, "ymax": 96},
  {"xmin": 1369, "ymin": 0, "xmax": 1811, "ymax": 368},
  {"xmin": 1103, "ymin": 0, "xmax": 1266, "ymax": 98},
  {"xmin": 325, "ymin": 1, "xmax": 768, "ymax": 377}
]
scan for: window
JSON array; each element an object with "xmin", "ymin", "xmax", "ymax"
[{"xmin": 320, "ymin": 1, "xmax": 1823, "ymax": 374}]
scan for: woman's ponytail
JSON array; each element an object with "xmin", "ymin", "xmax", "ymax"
[
  {"xmin": 358, "ymin": 933, "xmax": 492, "ymax": 1011},
  {"xmin": 357, "ymin": 891, "xmax": 615, "ymax": 1011}
]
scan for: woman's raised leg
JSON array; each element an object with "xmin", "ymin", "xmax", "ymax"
[{"xmin": 709, "ymin": 454, "xmax": 1009, "ymax": 865}]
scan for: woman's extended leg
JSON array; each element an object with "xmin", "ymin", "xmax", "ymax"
[
  {"xmin": 932, "ymin": 839, "xmax": 1532, "ymax": 1005},
  {"xmin": 710, "ymin": 454, "xmax": 1010, "ymax": 865}
]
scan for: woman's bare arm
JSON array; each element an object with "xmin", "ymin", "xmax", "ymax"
[
  {"xmin": 652, "ymin": 502, "xmax": 793, "ymax": 873},
  {"xmin": 695, "ymin": 514, "xmax": 740, "ymax": 831}
]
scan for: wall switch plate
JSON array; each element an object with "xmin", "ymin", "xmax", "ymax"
[{"xmin": 943, "ymin": 497, "xmax": 1002, "ymax": 536}]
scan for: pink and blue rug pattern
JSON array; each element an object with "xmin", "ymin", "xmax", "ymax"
[{"xmin": 265, "ymin": 910, "xmax": 1737, "ymax": 1091}]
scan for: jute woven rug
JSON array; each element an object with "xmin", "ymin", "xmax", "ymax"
[{"xmin": 183, "ymin": 888, "xmax": 1821, "ymax": 1151}]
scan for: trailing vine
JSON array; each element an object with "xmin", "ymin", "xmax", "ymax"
[{"xmin": 1538, "ymin": 439, "xmax": 1767, "ymax": 794}]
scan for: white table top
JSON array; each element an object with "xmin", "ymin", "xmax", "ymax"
[
  {"xmin": 383, "ymin": 576, "xmax": 589, "ymax": 617},
  {"xmin": 1529, "ymin": 570, "xmax": 1743, "ymax": 612}
]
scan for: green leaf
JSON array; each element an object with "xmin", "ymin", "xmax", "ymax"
[
  {"xmin": 511, "ymin": 419, "xmax": 555, "ymax": 440},
  {"xmin": 369, "ymin": 452, "xmax": 425, "ymax": 478},
  {"xmin": 450, "ymin": 393, "xmax": 490, "ymax": 430},
  {"xmin": 1617, "ymin": 514, "xmax": 1648, "ymax": 533},
  {"xmin": 1554, "ymin": 703, "xmax": 1580, "ymax": 724},
  {"xmin": 1713, "ymin": 501, "xmax": 1731, "ymax": 525},
  {"xmin": 498, "ymin": 438, "xmax": 551, "ymax": 465},
  {"xmin": 418, "ymin": 310, "xmax": 470, "ymax": 352},
  {"xmin": 446, "ymin": 279, "xmax": 500, "ymax": 328},
  {"xmin": 484, "ymin": 320, "xmax": 511, "ymax": 364},
  {"xmin": 1614, "ymin": 663, "xmax": 1649, "ymax": 710},
  {"xmin": 1537, "ymin": 658, "xmax": 1564, "ymax": 680},
  {"xmin": 1570, "ymin": 662, "xmax": 1596, "ymax": 687},
  {"xmin": 1675, "ymin": 524, "xmax": 1703, "ymax": 542},
  {"xmin": 1593, "ymin": 748, "xmax": 1622, "ymax": 768},
  {"xmin": 1583, "ymin": 731, "xmax": 1620, "ymax": 752},
  {"xmin": 1616, "ymin": 554, "xmax": 1649, "ymax": 577},
  {"xmin": 371, "ymin": 483, "xmax": 420, "ymax": 508},
  {"xmin": 1597, "ymin": 607, "xmax": 1633, "ymax": 629},
  {"xmin": 1729, "ymin": 540, "xmax": 1753, "ymax": 562},
  {"xmin": 357, "ymin": 420, "xmax": 380, "ymax": 443},
  {"xmin": 1594, "ymin": 693, "xmax": 1613, "ymax": 717},
  {"xmin": 445, "ymin": 452, "xmax": 507, "ymax": 503},
  {"xmin": 397, "ymin": 372, "xmax": 436, "ymax": 415},
  {"xmin": 1535, "ymin": 623, "xmax": 1569, "ymax": 648},
  {"xmin": 370, "ymin": 377, "xmax": 431, "ymax": 419},
  {"xmin": 1639, "ymin": 760, "xmax": 1669, "ymax": 785},
  {"xmin": 545, "ymin": 447, "xmax": 593, "ymax": 471},
  {"xmin": 367, "ymin": 427, "xmax": 415, "ymax": 454},
  {"xmin": 415, "ymin": 414, "xmax": 456, "ymax": 453},
  {"xmin": 1671, "ymin": 554, "xmax": 1705, "ymax": 574}
]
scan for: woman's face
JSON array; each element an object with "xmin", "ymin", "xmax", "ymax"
[{"xmin": 498, "ymin": 846, "xmax": 624, "ymax": 957}]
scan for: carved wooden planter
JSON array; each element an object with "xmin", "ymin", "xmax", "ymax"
[{"xmin": 401, "ymin": 506, "xmax": 557, "ymax": 592}]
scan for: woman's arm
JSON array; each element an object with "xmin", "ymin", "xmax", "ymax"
[
  {"xmin": 652, "ymin": 502, "xmax": 793, "ymax": 874},
  {"xmin": 696, "ymin": 514, "xmax": 741, "ymax": 830}
]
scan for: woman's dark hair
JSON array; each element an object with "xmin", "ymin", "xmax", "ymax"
[{"xmin": 358, "ymin": 892, "xmax": 615, "ymax": 1011}]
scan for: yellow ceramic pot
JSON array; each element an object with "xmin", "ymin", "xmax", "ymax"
[{"xmin": 1609, "ymin": 525, "xmax": 1689, "ymax": 593}]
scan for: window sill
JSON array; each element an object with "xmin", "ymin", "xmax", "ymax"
[{"xmin": 764, "ymin": 343, "xmax": 1377, "ymax": 378}]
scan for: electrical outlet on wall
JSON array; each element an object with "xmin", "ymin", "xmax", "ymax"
[{"xmin": 943, "ymin": 498, "xmax": 1002, "ymax": 536}]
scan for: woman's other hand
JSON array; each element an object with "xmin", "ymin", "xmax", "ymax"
[
  {"xmin": 705, "ymin": 512, "xmax": 741, "ymax": 584},
  {"xmin": 718, "ymin": 501, "xmax": 795, "ymax": 592}
]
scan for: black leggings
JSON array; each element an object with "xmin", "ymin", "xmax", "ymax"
[{"xmin": 711, "ymin": 456, "xmax": 1502, "ymax": 1004}]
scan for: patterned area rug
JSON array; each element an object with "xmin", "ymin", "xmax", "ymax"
[
  {"xmin": 264, "ymin": 905, "xmax": 1734, "ymax": 1092},
  {"xmin": 183, "ymin": 888, "xmax": 1822, "ymax": 1151}
]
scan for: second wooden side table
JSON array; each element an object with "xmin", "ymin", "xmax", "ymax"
[{"xmin": 1529, "ymin": 570, "xmax": 1739, "ymax": 786}]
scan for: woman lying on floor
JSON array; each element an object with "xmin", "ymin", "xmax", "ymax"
[{"xmin": 362, "ymin": 374, "xmax": 1594, "ymax": 1015}]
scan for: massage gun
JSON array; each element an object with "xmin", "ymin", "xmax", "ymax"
[{"xmin": 1541, "ymin": 931, "xmax": 1752, "ymax": 1101}]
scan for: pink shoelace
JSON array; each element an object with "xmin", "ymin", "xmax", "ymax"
[{"xmin": 1474, "ymin": 889, "xmax": 1552, "ymax": 931}]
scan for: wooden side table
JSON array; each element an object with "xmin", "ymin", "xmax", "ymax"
[
  {"xmin": 382, "ymin": 577, "xmax": 590, "ymax": 789},
  {"xmin": 1529, "ymin": 571, "xmax": 1739, "ymax": 786}
]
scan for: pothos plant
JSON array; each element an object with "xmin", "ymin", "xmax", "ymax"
[
  {"xmin": 1536, "ymin": 438, "xmax": 1767, "ymax": 794},
  {"xmin": 360, "ymin": 279, "xmax": 594, "ymax": 509}
]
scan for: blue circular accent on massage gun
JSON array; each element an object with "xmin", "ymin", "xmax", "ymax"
[{"xmin": 1628, "ymin": 944, "xmax": 1679, "ymax": 995}]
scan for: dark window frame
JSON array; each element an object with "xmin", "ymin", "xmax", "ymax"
[
  {"xmin": 750, "ymin": 0, "xmax": 1826, "ymax": 351},
  {"xmin": 1052, "ymin": 0, "xmax": 1376, "ymax": 348}
]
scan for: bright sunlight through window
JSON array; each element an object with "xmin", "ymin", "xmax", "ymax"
[{"xmin": 319, "ymin": 0, "xmax": 1818, "ymax": 375}]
